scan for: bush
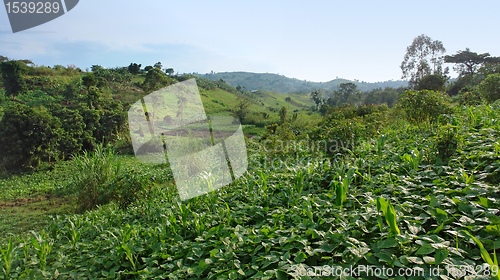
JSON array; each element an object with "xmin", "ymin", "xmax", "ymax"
[
  {"xmin": 105, "ymin": 169, "xmax": 155, "ymax": 209},
  {"xmin": 433, "ymin": 124, "xmax": 459, "ymax": 164},
  {"xmin": 398, "ymin": 90, "xmax": 452, "ymax": 124},
  {"xmin": 0, "ymin": 103, "xmax": 61, "ymax": 169},
  {"xmin": 415, "ymin": 74, "xmax": 447, "ymax": 91},
  {"xmin": 458, "ymin": 86, "xmax": 483, "ymax": 106},
  {"xmin": 479, "ymin": 73, "xmax": 500, "ymax": 103}
]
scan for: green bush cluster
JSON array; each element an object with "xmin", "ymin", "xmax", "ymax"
[
  {"xmin": 398, "ymin": 90, "xmax": 452, "ymax": 124},
  {"xmin": 0, "ymin": 101, "xmax": 127, "ymax": 170}
]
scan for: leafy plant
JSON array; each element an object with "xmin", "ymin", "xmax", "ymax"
[
  {"xmin": 433, "ymin": 124, "xmax": 459, "ymax": 164},
  {"xmin": 401, "ymin": 149, "xmax": 424, "ymax": 171},
  {"xmin": 377, "ymin": 197, "xmax": 401, "ymax": 235},
  {"xmin": 399, "ymin": 89, "xmax": 452, "ymax": 124},
  {"xmin": 462, "ymin": 230, "xmax": 500, "ymax": 280},
  {"xmin": 0, "ymin": 236, "xmax": 16, "ymax": 277}
]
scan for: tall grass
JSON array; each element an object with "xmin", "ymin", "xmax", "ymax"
[{"xmin": 71, "ymin": 144, "xmax": 122, "ymax": 211}]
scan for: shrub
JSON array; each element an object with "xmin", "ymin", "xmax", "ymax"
[
  {"xmin": 0, "ymin": 103, "xmax": 61, "ymax": 169},
  {"xmin": 479, "ymin": 73, "xmax": 500, "ymax": 103},
  {"xmin": 458, "ymin": 86, "xmax": 483, "ymax": 106},
  {"xmin": 433, "ymin": 124, "xmax": 459, "ymax": 164},
  {"xmin": 106, "ymin": 169, "xmax": 155, "ymax": 209},
  {"xmin": 398, "ymin": 90, "xmax": 452, "ymax": 124}
]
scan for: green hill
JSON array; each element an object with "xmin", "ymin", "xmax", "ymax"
[{"xmin": 197, "ymin": 72, "xmax": 408, "ymax": 94}]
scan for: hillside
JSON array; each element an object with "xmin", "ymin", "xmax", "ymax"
[{"xmin": 197, "ymin": 72, "xmax": 408, "ymax": 94}]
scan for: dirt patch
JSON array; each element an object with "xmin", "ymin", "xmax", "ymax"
[{"xmin": 0, "ymin": 195, "xmax": 72, "ymax": 210}]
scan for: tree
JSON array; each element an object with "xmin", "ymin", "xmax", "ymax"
[
  {"xmin": 444, "ymin": 48, "xmax": 500, "ymax": 78},
  {"xmin": 142, "ymin": 68, "xmax": 170, "ymax": 93},
  {"xmin": 278, "ymin": 105, "xmax": 288, "ymax": 124},
  {"xmin": 128, "ymin": 63, "xmax": 142, "ymax": 74},
  {"xmin": 82, "ymin": 74, "xmax": 97, "ymax": 89},
  {"xmin": 165, "ymin": 68, "xmax": 174, "ymax": 76},
  {"xmin": 0, "ymin": 60, "xmax": 28, "ymax": 98},
  {"xmin": 311, "ymin": 90, "xmax": 324, "ymax": 110},
  {"xmin": 414, "ymin": 74, "xmax": 447, "ymax": 92},
  {"xmin": 401, "ymin": 34, "xmax": 447, "ymax": 87},
  {"xmin": 48, "ymin": 105, "xmax": 86, "ymax": 159},
  {"xmin": 330, "ymin": 82, "xmax": 361, "ymax": 105},
  {"xmin": 231, "ymin": 98, "xmax": 252, "ymax": 123},
  {"xmin": 154, "ymin": 62, "xmax": 163, "ymax": 70},
  {"xmin": 87, "ymin": 86, "xmax": 102, "ymax": 109}
]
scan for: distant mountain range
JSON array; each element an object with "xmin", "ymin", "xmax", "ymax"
[{"xmin": 196, "ymin": 72, "xmax": 408, "ymax": 94}]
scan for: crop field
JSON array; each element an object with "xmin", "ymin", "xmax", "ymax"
[{"xmin": 0, "ymin": 102, "xmax": 499, "ymax": 279}]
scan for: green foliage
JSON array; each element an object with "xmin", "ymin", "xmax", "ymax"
[
  {"xmin": 48, "ymin": 105, "xmax": 87, "ymax": 159},
  {"xmin": 398, "ymin": 90, "xmax": 452, "ymax": 124},
  {"xmin": 15, "ymin": 90, "xmax": 57, "ymax": 107},
  {"xmin": 231, "ymin": 97, "xmax": 252, "ymax": 123},
  {"xmin": 414, "ymin": 74, "xmax": 447, "ymax": 91},
  {"xmin": 71, "ymin": 144, "xmax": 122, "ymax": 211},
  {"xmin": 433, "ymin": 124, "xmax": 459, "ymax": 164},
  {"xmin": 458, "ymin": 86, "xmax": 483, "ymax": 106},
  {"xmin": 310, "ymin": 90, "xmax": 323, "ymax": 110},
  {"xmin": 444, "ymin": 48, "xmax": 500, "ymax": 77},
  {"xmin": 376, "ymin": 197, "xmax": 400, "ymax": 235},
  {"xmin": 81, "ymin": 74, "xmax": 97, "ymax": 89},
  {"xmin": 363, "ymin": 87, "xmax": 401, "ymax": 107},
  {"xmin": 400, "ymin": 34, "xmax": 447, "ymax": 87},
  {"xmin": 479, "ymin": 73, "xmax": 500, "ymax": 103},
  {"xmin": 127, "ymin": 63, "xmax": 141, "ymax": 74},
  {"xmin": 462, "ymin": 230, "xmax": 500, "ymax": 280},
  {"xmin": 2, "ymin": 102, "xmax": 500, "ymax": 278},
  {"xmin": 327, "ymin": 82, "xmax": 361, "ymax": 106},
  {"xmin": 0, "ymin": 60, "xmax": 28, "ymax": 97},
  {"xmin": 278, "ymin": 105, "xmax": 287, "ymax": 124},
  {"xmin": 106, "ymin": 168, "xmax": 155, "ymax": 209},
  {"xmin": 0, "ymin": 103, "xmax": 61, "ymax": 169},
  {"xmin": 142, "ymin": 67, "xmax": 170, "ymax": 93}
]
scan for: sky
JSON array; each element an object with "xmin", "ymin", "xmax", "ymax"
[{"xmin": 1, "ymin": 0, "xmax": 500, "ymax": 83}]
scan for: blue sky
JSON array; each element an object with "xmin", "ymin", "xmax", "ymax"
[{"xmin": 1, "ymin": 0, "xmax": 500, "ymax": 82}]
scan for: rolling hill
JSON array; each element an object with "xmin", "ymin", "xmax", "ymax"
[{"xmin": 197, "ymin": 72, "xmax": 408, "ymax": 94}]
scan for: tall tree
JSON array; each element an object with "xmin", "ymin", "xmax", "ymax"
[
  {"xmin": 400, "ymin": 34, "xmax": 446, "ymax": 87},
  {"xmin": 332, "ymin": 82, "xmax": 360, "ymax": 105},
  {"xmin": 311, "ymin": 90, "xmax": 324, "ymax": 110},
  {"xmin": 444, "ymin": 48, "xmax": 500, "ymax": 77},
  {"xmin": 278, "ymin": 105, "xmax": 288, "ymax": 124}
]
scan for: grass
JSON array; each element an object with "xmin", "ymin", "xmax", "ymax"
[{"xmin": 0, "ymin": 195, "xmax": 74, "ymax": 245}]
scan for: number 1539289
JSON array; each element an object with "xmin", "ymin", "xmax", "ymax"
[{"xmin": 5, "ymin": 2, "xmax": 60, "ymax": 14}]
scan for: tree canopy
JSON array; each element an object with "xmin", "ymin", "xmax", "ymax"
[
  {"xmin": 444, "ymin": 48, "xmax": 500, "ymax": 77},
  {"xmin": 400, "ymin": 34, "xmax": 447, "ymax": 87}
]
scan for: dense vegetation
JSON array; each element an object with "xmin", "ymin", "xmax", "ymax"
[{"xmin": 1, "ymin": 35, "xmax": 500, "ymax": 279}]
